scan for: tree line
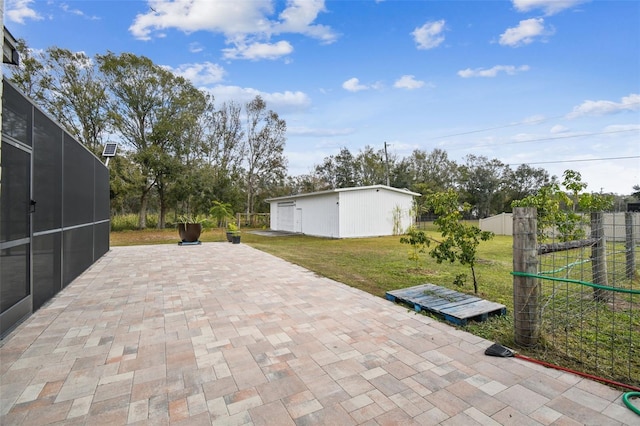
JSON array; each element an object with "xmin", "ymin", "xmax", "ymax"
[
  {"xmin": 8, "ymin": 41, "xmax": 636, "ymax": 229},
  {"xmin": 10, "ymin": 42, "xmax": 287, "ymax": 229}
]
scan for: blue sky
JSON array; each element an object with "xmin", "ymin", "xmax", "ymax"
[{"xmin": 4, "ymin": 0, "xmax": 640, "ymax": 195}]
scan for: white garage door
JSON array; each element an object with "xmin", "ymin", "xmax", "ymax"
[{"xmin": 277, "ymin": 202, "xmax": 295, "ymax": 231}]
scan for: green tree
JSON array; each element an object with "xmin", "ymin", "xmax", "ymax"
[
  {"xmin": 9, "ymin": 43, "xmax": 110, "ymax": 154},
  {"xmin": 457, "ymin": 154, "xmax": 508, "ymax": 218},
  {"xmin": 209, "ymin": 200, "xmax": 235, "ymax": 228},
  {"xmin": 98, "ymin": 52, "xmax": 206, "ymax": 228},
  {"xmin": 408, "ymin": 148, "xmax": 458, "ymax": 193},
  {"xmin": 503, "ymin": 164, "xmax": 551, "ymax": 211},
  {"xmin": 355, "ymin": 145, "xmax": 387, "ymax": 186},
  {"xmin": 334, "ymin": 147, "xmax": 358, "ymax": 188},
  {"xmin": 400, "ymin": 227, "xmax": 430, "ymax": 268},
  {"xmin": 425, "ymin": 189, "xmax": 494, "ymax": 294},
  {"xmin": 42, "ymin": 48, "xmax": 111, "ymax": 153},
  {"xmin": 8, "ymin": 39, "xmax": 49, "ymax": 101}
]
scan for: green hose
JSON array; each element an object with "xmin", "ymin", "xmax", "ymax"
[{"xmin": 623, "ymin": 392, "xmax": 640, "ymax": 416}]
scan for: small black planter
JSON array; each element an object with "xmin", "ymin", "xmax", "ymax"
[
  {"xmin": 226, "ymin": 231, "xmax": 233, "ymax": 242},
  {"xmin": 231, "ymin": 235, "xmax": 241, "ymax": 244}
]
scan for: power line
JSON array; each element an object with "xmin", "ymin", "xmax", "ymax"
[
  {"xmin": 507, "ymin": 155, "xmax": 640, "ymax": 166},
  {"xmin": 426, "ymin": 115, "xmax": 561, "ymax": 140},
  {"xmin": 426, "ymin": 101, "xmax": 640, "ymax": 141},
  {"xmin": 447, "ymin": 128, "xmax": 639, "ymax": 151}
]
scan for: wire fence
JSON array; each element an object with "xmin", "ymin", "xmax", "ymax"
[{"xmin": 514, "ymin": 209, "xmax": 639, "ymax": 386}]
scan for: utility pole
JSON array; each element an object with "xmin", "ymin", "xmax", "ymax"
[{"xmin": 384, "ymin": 141, "xmax": 390, "ymax": 186}]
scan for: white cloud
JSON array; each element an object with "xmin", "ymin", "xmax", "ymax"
[
  {"xmin": 273, "ymin": 0, "xmax": 337, "ymax": 44},
  {"xmin": 521, "ymin": 114, "xmax": 546, "ymax": 124},
  {"xmin": 59, "ymin": 2, "xmax": 99, "ymax": 20},
  {"xmin": 287, "ymin": 126, "xmax": 354, "ymax": 137},
  {"xmin": 130, "ymin": 1, "xmax": 273, "ymax": 40},
  {"xmin": 393, "ymin": 75, "xmax": 425, "ymax": 90},
  {"xmin": 129, "ymin": 0, "xmax": 336, "ymax": 60},
  {"xmin": 165, "ymin": 62, "xmax": 226, "ymax": 86},
  {"xmin": 412, "ymin": 20, "xmax": 446, "ymax": 50},
  {"xmin": 499, "ymin": 18, "xmax": 551, "ymax": 47},
  {"xmin": 512, "ymin": 0, "xmax": 586, "ymax": 16},
  {"xmin": 458, "ymin": 65, "xmax": 530, "ymax": 78},
  {"xmin": 222, "ymin": 40, "xmax": 294, "ymax": 60},
  {"xmin": 206, "ymin": 85, "xmax": 311, "ymax": 113},
  {"xmin": 189, "ymin": 43, "xmax": 204, "ymax": 53},
  {"xmin": 342, "ymin": 77, "xmax": 369, "ymax": 92},
  {"xmin": 550, "ymin": 124, "xmax": 569, "ymax": 133},
  {"xmin": 6, "ymin": 0, "xmax": 42, "ymax": 23},
  {"xmin": 567, "ymin": 93, "xmax": 640, "ymax": 118}
]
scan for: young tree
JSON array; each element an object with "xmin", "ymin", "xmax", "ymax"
[
  {"xmin": 425, "ymin": 189, "xmax": 494, "ymax": 294},
  {"xmin": 243, "ymin": 96, "xmax": 287, "ymax": 215},
  {"xmin": 512, "ymin": 170, "xmax": 614, "ymax": 242}
]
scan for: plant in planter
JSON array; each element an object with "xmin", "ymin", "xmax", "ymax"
[
  {"xmin": 231, "ymin": 230, "xmax": 241, "ymax": 244},
  {"xmin": 177, "ymin": 214, "xmax": 203, "ymax": 244},
  {"xmin": 210, "ymin": 201, "xmax": 235, "ymax": 228},
  {"xmin": 226, "ymin": 222, "xmax": 239, "ymax": 243}
]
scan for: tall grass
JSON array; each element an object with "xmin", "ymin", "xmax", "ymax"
[{"xmin": 110, "ymin": 213, "xmax": 159, "ymax": 231}]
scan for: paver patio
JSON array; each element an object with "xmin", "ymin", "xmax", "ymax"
[{"xmin": 0, "ymin": 243, "xmax": 637, "ymax": 425}]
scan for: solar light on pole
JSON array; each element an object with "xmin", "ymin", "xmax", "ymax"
[{"xmin": 102, "ymin": 142, "xmax": 118, "ymax": 167}]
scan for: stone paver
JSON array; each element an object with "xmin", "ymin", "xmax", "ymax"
[{"xmin": 0, "ymin": 243, "xmax": 634, "ymax": 425}]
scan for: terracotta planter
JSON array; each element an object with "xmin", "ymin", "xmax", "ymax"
[{"xmin": 178, "ymin": 223, "xmax": 202, "ymax": 243}]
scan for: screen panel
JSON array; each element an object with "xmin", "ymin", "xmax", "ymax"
[
  {"xmin": 63, "ymin": 226, "xmax": 94, "ymax": 287},
  {"xmin": 0, "ymin": 141, "xmax": 30, "ymax": 243},
  {"xmin": 63, "ymin": 134, "xmax": 94, "ymax": 227},
  {"xmin": 1, "ymin": 81, "xmax": 32, "ymax": 146},
  {"xmin": 33, "ymin": 233, "xmax": 62, "ymax": 310},
  {"xmin": 0, "ymin": 244, "xmax": 30, "ymax": 314},
  {"xmin": 94, "ymin": 222, "xmax": 110, "ymax": 260},
  {"xmin": 33, "ymin": 110, "xmax": 63, "ymax": 232}
]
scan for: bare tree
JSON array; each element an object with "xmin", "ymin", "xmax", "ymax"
[{"xmin": 243, "ymin": 96, "xmax": 287, "ymax": 214}]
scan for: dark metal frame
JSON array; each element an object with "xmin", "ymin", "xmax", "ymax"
[{"xmin": 0, "ymin": 79, "xmax": 110, "ymax": 337}]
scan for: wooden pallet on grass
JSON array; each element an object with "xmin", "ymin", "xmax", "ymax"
[{"xmin": 385, "ymin": 283, "xmax": 506, "ymax": 326}]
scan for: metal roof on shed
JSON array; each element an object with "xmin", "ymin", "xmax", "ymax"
[{"xmin": 265, "ymin": 184, "xmax": 420, "ymax": 202}]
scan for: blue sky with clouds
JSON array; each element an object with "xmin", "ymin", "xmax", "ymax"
[{"xmin": 4, "ymin": 0, "xmax": 639, "ymax": 194}]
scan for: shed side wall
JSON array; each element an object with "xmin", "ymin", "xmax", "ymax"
[
  {"xmin": 296, "ymin": 193, "xmax": 339, "ymax": 237},
  {"xmin": 339, "ymin": 188, "xmax": 414, "ymax": 238}
]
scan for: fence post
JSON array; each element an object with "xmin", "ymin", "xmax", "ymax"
[
  {"xmin": 626, "ymin": 212, "xmax": 636, "ymax": 279},
  {"xmin": 591, "ymin": 212, "xmax": 610, "ymax": 302},
  {"xmin": 513, "ymin": 207, "xmax": 540, "ymax": 347}
]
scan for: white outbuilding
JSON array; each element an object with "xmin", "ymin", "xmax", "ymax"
[{"xmin": 265, "ymin": 185, "xmax": 420, "ymax": 238}]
